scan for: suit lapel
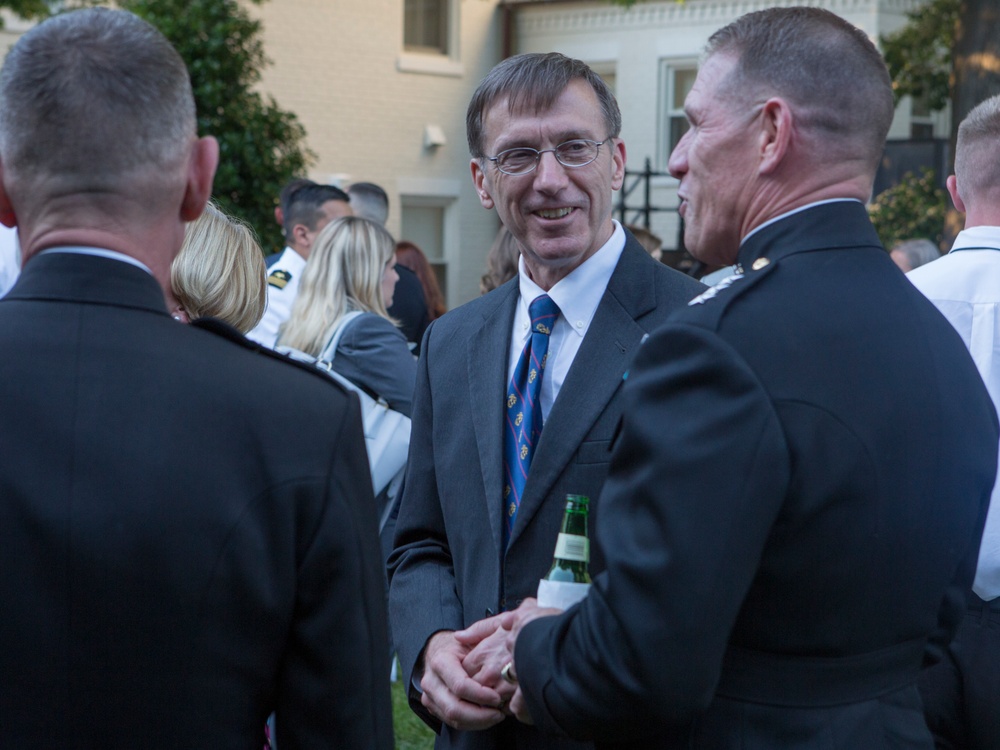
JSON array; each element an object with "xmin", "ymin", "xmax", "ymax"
[
  {"xmin": 510, "ymin": 238, "xmax": 657, "ymax": 543},
  {"xmin": 468, "ymin": 281, "xmax": 519, "ymax": 558}
]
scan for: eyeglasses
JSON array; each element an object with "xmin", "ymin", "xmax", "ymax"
[{"xmin": 486, "ymin": 138, "xmax": 611, "ymax": 176}]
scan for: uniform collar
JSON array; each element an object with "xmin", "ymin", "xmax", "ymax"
[{"xmin": 737, "ymin": 200, "xmax": 879, "ymax": 271}]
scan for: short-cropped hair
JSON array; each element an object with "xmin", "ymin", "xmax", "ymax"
[
  {"xmin": 0, "ymin": 8, "xmax": 195, "ymax": 191},
  {"xmin": 954, "ymin": 95, "xmax": 1000, "ymax": 197},
  {"xmin": 171, "ymin": 202, "xmax": 267, "ymax": 333},
  {"xmin": 283, "ymin": 183, "xmax": 351, "ymax": 241},
  {"xmin": 706, "ymin": 7, "xmax": 893, "ymax": 170},
  {"xmin": 466, "ymin": 52, "xmax": 621, "ymax": 158},
  {"xmin": 348, "ymin": 182, "xmax": 390, "ymax": 226}
]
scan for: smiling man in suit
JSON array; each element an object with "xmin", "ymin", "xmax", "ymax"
[
  {"xmin": 387, "ymin": 52, "xmax": 703, "ymax": 750},
  {"xmin": 0, "ymin": 9, "xmax": 391, "ymax": 748}
]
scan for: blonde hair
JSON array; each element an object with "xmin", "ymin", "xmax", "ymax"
[
  {"xmin": 170, "ymin": 201, "xmax": 266, "ymax": 333},
  {"xmin": 279, "ymin": 216, "xmax": 396, "ymax": 356}
]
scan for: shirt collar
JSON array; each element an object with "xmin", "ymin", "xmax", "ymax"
[
  {"xmin": 951, "ymin": 226, "xmax": 1000, "ymax": 252},
  {"xmin": 280, "ymin": 246, "xmax": 307, "ymax": 271},
  {"xmin": 517, "ymin": 220, "xmax": 625, "ymax": 338},
  {"xmin": 38, "ymin": 246, "xmax": 153, "ymax": 275}
]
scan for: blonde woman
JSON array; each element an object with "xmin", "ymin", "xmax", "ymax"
[
  {"xmin": 279, "ymin": 216, "xmax": 415, "ymax": 417},
  {"xmin": 168, "ymin": 201, "xmax": 267, "ymax": 333}
]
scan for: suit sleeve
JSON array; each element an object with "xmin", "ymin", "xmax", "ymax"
[
  {"xmin": 276, "ymin": 393, "xmax": 394, "ymax": 749},
  {"xmin": 514, "ymin": 323, "xmax": 791, "ymax": 742},
  {"xmin": 386, "ymin": 321, "xmax": 464, "ymax": 729},
  {"xmin": 334, "ymin": 313, "xmax": 418, "ymax": 418}
]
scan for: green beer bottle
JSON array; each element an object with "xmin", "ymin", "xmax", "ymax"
[{"xmin": 544, "ymin": 494, "xmax": 592, "ymax": 583}]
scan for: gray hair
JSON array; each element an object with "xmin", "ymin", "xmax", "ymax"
[
  {"xmin": 954, "ymin": 94, "xmax": 1000, "ymax": 198},
  {"xmin": 706, "ymin": 7, "xmax": 893, "ymax": 170},
  {"xmin": 891, "ymin": 238, "xmax": 940, "ymax": 271},
  {"xmin": 466, "ymin": 52, "xmax": 621, "ymax": 158},
  {"xmin": 0, "ymin": 8, "xmax": 196, "ymax": 192},
  {"xmin": 347, "ymin": 182, "xmax": 389, "ymax": 226}
]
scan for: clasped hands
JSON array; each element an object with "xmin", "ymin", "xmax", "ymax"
[{"xmin": 418, "ymin": 598, "xmax": 561, "ymax": 730}]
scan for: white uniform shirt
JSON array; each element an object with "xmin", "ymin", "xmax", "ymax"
[
  {"xmin": 247, "ymin": 246, "xmax": 306, "ymax": 349},
  {"xmin": 508, "ymin": 220, "xmax": 626, "ymax": 420},
  {"xmin": 908, "ymin": 225, "xmax": 1000, "ymax": 601}
]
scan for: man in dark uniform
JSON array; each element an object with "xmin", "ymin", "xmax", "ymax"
[
  {"xmin": 461, "ymin": 8, "xmax": 999, "ymax": 749},
  {"xmin": 0, "ymin": 9, "xmax": 391, "ymax": 747}
]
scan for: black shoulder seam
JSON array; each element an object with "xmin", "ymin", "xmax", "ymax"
[{"xmin": 190, "ymin": 316, "xmax": 353, "ymax": 394}]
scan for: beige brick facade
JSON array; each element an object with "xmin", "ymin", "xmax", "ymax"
[{"xmin": 248, "ymin": 0, "xmax": 505, "ymax": 308}]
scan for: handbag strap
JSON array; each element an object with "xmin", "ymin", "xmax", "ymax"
[{"xmin": 317, "ymin": 310, "xmax": 364, "ymax": 368}]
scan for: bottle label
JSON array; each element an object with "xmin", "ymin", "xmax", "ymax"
[{"xmin": 554, "ymin": 533, "xmax": 589, "ymax": 562}]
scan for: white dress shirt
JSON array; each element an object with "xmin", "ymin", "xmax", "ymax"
[
  {"xmin": 508, "ymin": 220, "xmax": 625, "ymax": 420},
  {"xmin": 38, "ymin": 246, "xmax": 153, "ymax": 274},
  {"xmin": 908, "ymin": 225, "xmax": 1000, "ymax": 600},
  {"xmin": 248, "ymin": 246, "xmax": 306, "ymax": 348},
  {"xmin": 0, "ymin": 226, "xmax": 21, "ymax": 297}
]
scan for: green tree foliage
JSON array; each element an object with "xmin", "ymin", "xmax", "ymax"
[
  {"xmin": 121, "ymin": 0, "xmax": 312, "ymax": 253},
  {"xmin": 880, "ymin": 0, "xmax": 959, "ymax": 108},
  {"xmin": 0, "ymin": 0, "xmax": 50, "ymax": 26},
  {"xmin": 868, "ymin": 169, "xmax": 948, "ymax": 251}
]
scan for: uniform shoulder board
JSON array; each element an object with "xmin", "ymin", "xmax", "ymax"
[
  {"xmin": 688, "ymin": 273, "xmax": 744, "ymax": 306},
  {"xmin": 267, "ymin": 269, "xmax": 292, "ymax": 289}
]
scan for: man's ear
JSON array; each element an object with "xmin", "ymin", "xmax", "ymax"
[
  {"xmin": 758, "ymin": 98, "xmax": 792, "ymax": 176},
  {"xmin": 470, "ymin": 158, "xmax": 495, "ymax": 210},
  {"xmin": 0, "ymin": 160, "xmax": 17, "ymax": 228},
  {"xmin": 290, "ymin": 222, "xmax": 310, "ymax": 248},
  {"xmin": 610, "ymin": 138, "xmax": 627, "ymax": 191},
  {"xmin": 946, "ymin": 174, "xmax": 965, "ymax": 213},
  {"xmin": 180, "ymin": 136, "xmax": 219, "ymax": 222}
]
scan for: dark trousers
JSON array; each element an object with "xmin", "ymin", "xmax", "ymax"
[{"xmin": 919, "ymin": 592, "xmax": 1000, "ymax": 749}]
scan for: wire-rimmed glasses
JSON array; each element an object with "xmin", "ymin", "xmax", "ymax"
[{"xmin": 486, "ymin": 138, "xmax": 611, "ymax": 176}]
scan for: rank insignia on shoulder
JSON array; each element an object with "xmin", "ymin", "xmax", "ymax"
[
  {"xmin": 267, "ymin": 269, "xmax": 292, "ymax": 289},
  {"xmin": 688, "ymin": 273, "xmax": 744, "ymax": 306}
]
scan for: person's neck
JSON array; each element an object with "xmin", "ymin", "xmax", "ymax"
[
  {"xmin": 741, "ymin": 174, "xmax": 872, "ymax": 243},
  {"xmin": 19, "ymin": 221, "xmax": 181, "ymax": 299},
  {"xmin": 960, "ymin": 211, "xmax": 1000, "ymax": 231}
]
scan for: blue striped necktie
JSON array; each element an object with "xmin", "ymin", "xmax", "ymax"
[{"xmin": 502, "ymin": 294, "xmax": 560, "ymax": 552}]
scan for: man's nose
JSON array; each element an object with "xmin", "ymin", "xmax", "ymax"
[{"xmin": 533, "ymin": 149, "xmax": 569, "ymax": 189}]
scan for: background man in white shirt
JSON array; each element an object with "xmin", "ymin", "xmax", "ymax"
[{"xmin": 908, "ymin": 93, "xmax": 1000, "ymax": 750}]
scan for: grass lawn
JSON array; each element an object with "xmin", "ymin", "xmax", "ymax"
[{"xmin": 392, "ymin": 677, "xmax": 436, "ymax": 750}]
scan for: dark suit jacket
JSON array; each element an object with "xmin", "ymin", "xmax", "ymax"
[
  {"xmin": 0, "ymin": 252, "xmax": 393, "ymax": 749},
  {"xmin": 388, "ymin": 264, "xmax": 430, "ymax": 354},
  {"xmin": 514, "ymin": 202, "xmax": 999, "ymax": 749},
  {"xmin": 387, "ymin": 233, "xmax": 704, "ymax": 749}
]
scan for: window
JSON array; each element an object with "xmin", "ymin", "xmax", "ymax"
[
  {"xmin": 404, "ymin": 0, "xmax": 449, "ymax": 55},
  {"xmin": 401, "ymin": 196, "xmax": 456, "ymax": 306},
  {"xmin": 659, "ymin": 63, "xmax": 697, "ymax": 170},
  {"xmin": 398, "ymin": 0, "xmax": 462, "ymax": 76}
]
